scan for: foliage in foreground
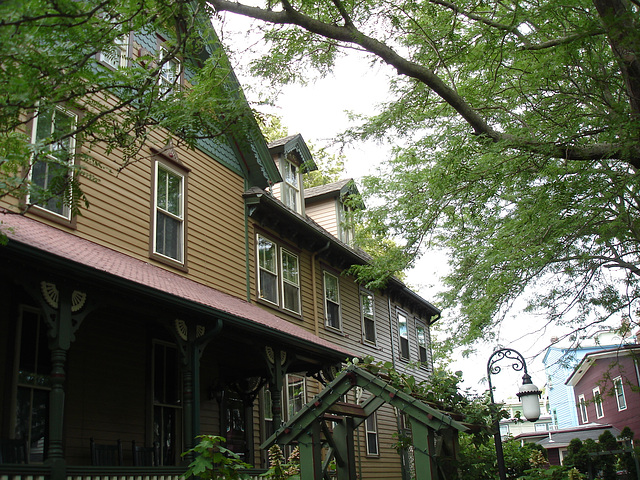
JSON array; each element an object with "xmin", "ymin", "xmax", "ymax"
[
  {"xmin": 0, "ymin": 0, "xmax": 259, "ymax": 219},
  {"xmin": 210, "ymin": 0, "xmax": 640, "ymax": 352}
]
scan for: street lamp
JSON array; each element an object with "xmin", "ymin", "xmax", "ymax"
[{"xmin": 487, "ymin": 348, "xmax": 542, "ymax": 480}]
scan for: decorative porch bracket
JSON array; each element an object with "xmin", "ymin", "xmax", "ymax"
[
  {"xmin": 261, "ymin": 365, "xmax": 468, "ymax": 480},
  {"xmin": 263, "ymin": 346, "xmax": 294, "ymax": 430}
]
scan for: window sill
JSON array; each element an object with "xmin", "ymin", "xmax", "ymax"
[
  {"xmin": 324, "ymin": 325, "xmax": 345, "ymax": 336},
  {"xmin": 150, "ymin": 251, "xmax": 188, "ymax": 273},
  {"xmin": 27, "ymin": 205, "xmax": 76, "ymax": 229},
  {"xmin": 256, "ymin": 298, "xmax": 304, "ymax": 321}
]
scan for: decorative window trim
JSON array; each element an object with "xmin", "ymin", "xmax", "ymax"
[
  {"xmin": 28, "ymin": 104, "xmax": 78, "ymax": 225},
  {"xmin": 150, "ymin": 154, "xmax": 188, "ymax": 271},
  {"xmin": 397, "ymin": 309, "xmax": 410, "ymax": 361},
  {"xmin": 360, "ymin": 290, "xmax": 376, "ymax": 345},
  {"xmin": 323, "ymin": 271, "xmax": 341, "ymax": 331},
  {"xmin": 593, "ymin": 386, "xmax": 604, "ymax": 418},
  {"xmin": 614, "ymin": 376, "xmax": 627, "ymax": 411},
  {"xmin": 578, "ymin": 394, "xmax": 588, "ymax": 423}
]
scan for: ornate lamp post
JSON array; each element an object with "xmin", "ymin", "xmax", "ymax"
[{"xmin": 487, "ymin": 348, "xmax": 542, "ymax": 480}]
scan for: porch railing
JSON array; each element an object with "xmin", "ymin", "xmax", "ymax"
[{"xmin": 0, "ymin": 465, "xmax": 266, "ymax": 480}]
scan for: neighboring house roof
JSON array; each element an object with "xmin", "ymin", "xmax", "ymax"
[
  {"xmin": 0, "ymin": 211, "xmax": 353, "ymax": 359},
  {"xmin": 244, "ymin": 187, "xmax": 441, "ymax": 323},
  {"xmin": 305, "ymin": 178, "xmax": 365, "ymax": 210},
  {"xmin": 565, "ymin": 345, "xmax": 640, "ymax": 386},
  {"xmin": 516, "ymin": 424, "xmax": 622, "ymax": 448},
  {"xmin": 268, "ymin": 134, "xmax": 317, "ymax": 173}
]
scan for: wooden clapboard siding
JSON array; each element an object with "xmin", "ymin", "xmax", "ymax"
[{"xmin": 305, "ymin": 200, "xmax": 338, "ymax": 237}]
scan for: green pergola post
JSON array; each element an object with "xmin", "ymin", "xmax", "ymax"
[
  {"xmin": 333, "ymin": 417, "xmax": 357, "ymax": 480},
  {"xmin": 298, "ymin": 420, "xmax": 323, "ymax": 480},
  {"xmin": 412, "ymin": 421, "xmax": 435, "ymax": 480}
]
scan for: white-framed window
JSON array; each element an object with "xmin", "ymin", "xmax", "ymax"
[
  {"xmin": 256, "ymin": 236, "xmax": 301, "ymax": 314},
  {"xmin": 323, "ymin": 272, "xmax": 341, "ymax": 330},
  {"xmin": 614, "ymin": 376, "xmax": 627, "ymax": 411},
  {"xmin": 262, "ymin": 387, "xmax": 277, "ymax": 441},
  {"xmin": 338, "ymin": 201, "xmax": 354, "ymax": 246},
  {"xmin": 578, "ymin": 394, "xmax": 588, "ymax": 423},
  {"xmin": 158, "ymin": 44, "xmax": 182, "ymax": 97},
  {"xmin": 153, "ymin": 161, "xmax": 185, "ymax": 263},
  {"xmin": 97, "ymin": 35, "xmax": 128, "ymax": 69},
  {"xmin": 29, "ymin": 104, "xmax": 77, "ymax": 219},
  {"xmin": 281, "ymin": 156, "xmax": 301, "ymax": 213},
  {"xmin": 416, "ymin": 321, "xmax": 429, "ymax": 364},
  {"xmin": 398, "ymin": 311, "xmax": 409, "ymax": 360},
  {"xmin": 593, "ymin": 387, "xmax": 604, "ymax": 418},
  {"xmin": 286, "ymin": 374, "xmax": 306, "ymax": 419},
  {"xmin": 257, "ymin": 235, "xmax": 278, "ymax": 304},
  {"xmin": 360, "ymin": 291, "xmax": 376, "ymax": 344},
  {"xmin": 281, "ymin": 249, "xmax": 301, "ymax": 314},
  {"xmin": 365, "ymin": 414, "xmax": 379, "ymax": 456}
]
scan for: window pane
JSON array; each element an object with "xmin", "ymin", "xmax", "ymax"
[
  {"xmin": 157, "ymin": 168, "xmax": 168, "ymax": 210},
  {"xmin": 283, "ymin": 283, "xmax": 300, "ymax": 313},
  {"xmin": 156, "ymin": 211, "xmax": 181, "ymax": 260},
  {"xmin": 324, "ymin": 273, "xmax": 339, "ymax": 302},
  {"xmin": 398, "ymin": 313, "xmax": 408, "ymax": 339},
  {"xmin": 364, "ymin": 318, "xmax": 376, "ymax": 342},
  {"xmin": 326, "ymin": 301, "xmax": 340, "ymax": 329},
  {"xmin": 258, "ymin": 237, "xmax": 276, "ymax": 273},
  {"xmin": 282, "ymin": 251, "xmax": 299, "ymax": 285},
  {"xmin": 259, "ymin": 270, "xmax": 278, "ymax": 303},
  {"xmin": 287, "ymin": 375, "xmax": 305, "ymax": 418},
  {"xmin": 361, "ymin": 293, "xmax": 374, "ymax": 317},
  {"xmin": 166, "ymin": 172, "xmax": 181, "ymax": 215}
]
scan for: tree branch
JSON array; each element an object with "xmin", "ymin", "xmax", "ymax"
[{"xmin": 207, "ymin": 0, "xmax": 640, "ymax": 166}]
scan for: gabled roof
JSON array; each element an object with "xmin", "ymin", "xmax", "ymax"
[
  {"xmin": 304, "ymin": 178, "xmax": 365, "ymax": 210},
  {"xmin": 268, "ymin": 134, "xmax": 317, "ymax": 173},
  {"xmin": 565, "ymin": 344, "xmax": 640, "ymax": 386},
  {"xmin": 0, "ymin": 211, "xmax": 352, "ymax": 360}
]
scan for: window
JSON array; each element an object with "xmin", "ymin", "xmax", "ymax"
[
  {"xmin": 534, "ymin": 423, "xmax": 551, "ymax": 432},
  {"xmin": 281, "ymin": 249, "xmax": 301, "ymax": 314},
  {"xmin": 398, "ymin": 311, "xmax": 409, "ymax": 360},
  {"xmin": 416, "ymin": 321, "xmax": 429, "ymax": 364},
  {"xmin": 338, "ymin": 202, "xmax": 354, "ymax": 246},
  {"xmin": 262, "ymin": 387, "xmax": 277, "ymax": 440},
  {"xmin": 14, "ymin": 306, "xmax": 51, "ymax": 463},
  {"xmin": 158, "ymin": 44, "xmax": 181, "ymax": 96},
  {"xmin": 281, "ymin": 156, "xmax": 301, "ymax": 213},
  {"xmin": 153, "ymin": 341, "xmax": 181, "ymax": 465},
  {"xmin": 97, "ymin": 36, "xmax": 128, "ymax": 69},
  {"xmin": 286, "ymin": 374, "xmax": 306, "ymax": 419},
  {"xmin": 360, "ymin": 291, "xmax": 376, "ymax": 344},
  {"xmin": 614, "ymin": 377, "xmax": 627, "ymax": 411},
  {"xmin": 256, "ymin": 236, "xmax": 301, "ymax": 314},
  {"xmin": 30, "ymin": 105, "xmax": 77, "ymax": 219},
  {"xmin": 258, "ymin": 235, "xmax": 278, "ymax": 304},
  {"xmin": 578, "ymin": 394, "xmax": 588, "ymax": 423},
  {"xmin": 365, "ymin": 414, "xmax": 379, "ymax": 456},
  {"xmin": 593, "ymin": 387, "xmax": 604, "ymax": 418},
  {"xmin": 324, "ymin": 272, "xmax": 341, "ymax": 329},
  {"xmin": 153, "ymin": 161, "xmax": 185, "ymax": 264}
]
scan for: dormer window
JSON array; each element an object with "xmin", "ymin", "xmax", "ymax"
[
  {"xmin": 158, "ymin": 43, "xmax": 182, "ymax": 97},
  {"xmin": 338, "ymin": 201, "xmax": 355, "ymax": 246},
  {"xmin": 281, "ymin": 156, "xmax": 301, "ymax": 214}
]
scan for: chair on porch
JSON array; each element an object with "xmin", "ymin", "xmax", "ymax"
[
  {"xmin": 132, "ymin": 440, "xmax": 160, "ymax": 466},
  {"xmin": 0, "ymin": 439, "xmax": 28, "ymax": 464},
  {"xmin": 90, "ymin": 438, "xmax": 123, "ymax": 466}
]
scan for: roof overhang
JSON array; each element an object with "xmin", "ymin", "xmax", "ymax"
[
  {"xmin": 565, "ymin": 345, "xmax": 640, "ymax": 386},
  {"xmin": 268, "ymin": 134, "xmax": 316, "ymax": 173}
]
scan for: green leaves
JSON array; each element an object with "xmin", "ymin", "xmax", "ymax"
[{"xmin": 182, "ymin": 435, "xmax": 253, "ymax": 480}]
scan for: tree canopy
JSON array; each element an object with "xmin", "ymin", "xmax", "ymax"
[
  {"xmin": 0, "ymin": 0, "xmax": 257, "ymax": 217},
  {"xmin": 209, "ymin": 0, "xmax": 640, "ymax": 348}
]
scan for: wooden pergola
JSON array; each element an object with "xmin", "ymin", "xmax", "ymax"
[{"xmin": 262, "ymin": 365, "xmax": 468, "ymax": 480}]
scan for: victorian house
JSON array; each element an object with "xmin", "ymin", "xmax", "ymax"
[{"xmin": 0, "ymin": 14, "xmax": 439, "ymax": 480}]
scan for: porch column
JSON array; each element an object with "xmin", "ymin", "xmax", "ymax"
[
  {"xmin": 33, "ymin": 282, "xmax": 90, "ymax": 480},
  {"xmin": 264, "ymin": 347, "xmax": 289, "ymax": 430},
  {"xmin": 411, "ymin": 422, "xmax": 435, "ymax": 480},
  {"xmin": 333, "ymin": 417, "xmax": 357, "ymax": 480}
]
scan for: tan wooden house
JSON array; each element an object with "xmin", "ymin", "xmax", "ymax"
[{"xmin": 0, "ymin": 15, "xmax": 441, "ymax": 480}]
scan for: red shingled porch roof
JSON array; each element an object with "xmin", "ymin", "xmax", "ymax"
[{"xmin": 1, "ymin": 211, "xmax": 353, "ymax": 358}]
